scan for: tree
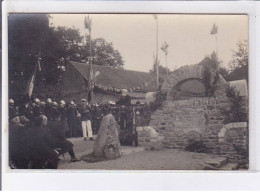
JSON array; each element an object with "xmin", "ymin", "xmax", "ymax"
[
  {"xmin": 81, "ymin": 37, "xmax": 125, "ymax": 68},
  {"xmin": 8, "ymin": 14, "xmax": 126, "ymax": 98},
  {"xmin": 8, "ymin": 14, "xmax": 54, "ymax": 97},
  {"xmin": 228, "ymin": 40, "xmax": 248, "ymax": 71},
  {"xmin": 149, "ymin": 65, "xmax": 170, "ymax": 76}
]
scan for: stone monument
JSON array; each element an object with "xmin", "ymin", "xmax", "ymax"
[{"xmin": 93, "ymin": 114, "xmax": 121, "ymax": 160}]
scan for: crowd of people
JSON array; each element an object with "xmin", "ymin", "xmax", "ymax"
[{"xmin": 8, "ymin": 90, "xmax": 151, "ymax": 169}]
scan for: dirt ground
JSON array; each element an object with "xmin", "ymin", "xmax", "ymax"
[{"xmin": 58, "ymin": 137, "xmax": 227, "ymax": 170}]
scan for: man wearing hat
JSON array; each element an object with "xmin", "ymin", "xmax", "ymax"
[
  {"xmin": 92, "ymin": 103, "xmax": 103, "ymax": 135},
  {"xmin": 117, "ymin": 89, "xmax": 131, "ymax": 106},
  {"xmin": 58, "ymin": 100, "xmax": 69, "ymax": 137},
  {"xmin": 44, "ymin": 98, "xmax": 54, "ymax": 121},
  {"xmin": 52, "ymin": 101, "xmax": 60, "ymax": 121},
  {"xmin": 78, "ymin": 99, "xmax": 94, "ymax": 141},
  {"xmin": 9, "ymin": 99, "xmax": 18, "ymax": 121},
  {"xmin": 67, "ymin": 100, "xmax": 78, "ymax": 137}
]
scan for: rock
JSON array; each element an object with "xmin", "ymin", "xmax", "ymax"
[{"xmin": 93, "ymin": 114, "xmax": 121, "ymax": 159}]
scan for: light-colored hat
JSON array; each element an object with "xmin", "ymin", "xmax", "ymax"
[
  {"xmin": 70, "ymin": 100, "xmax": 75, "ymax": 105},
  {"xmin": 9, "ymin": 99, "xmax": 14, "ymax": 104},
  {"xmin": 47, "ymin": 98, "xmax": 52, "ymax": 103},
  {"xmin": 121, "ymin": 89, "xmax": 128, "ymax": 93},
  {"xmin": 60, "ymin": 100, "xmax": 66, "ymax": 105},
  {"xmin": 53, "ymin": 101, "xmax": 58, "ymax": 106},
  {"xmin": 121, "ymin": 89, "xmax": 128, "ymax": 96},
  {"xmin": 10, "ymin": 116, "xmax": 20, "ymax": 125},
  {"xmin": 81, "ymin": 99, "xmax": 87, "ymax": 102},
  {"xmin": 34, "ymin": 98, "xmax": 40, "ymax": 103},
  {"xmin": 41, "ymin": 102, "xmax": 46, "ymax": 105},
  {"xmin": 108, "ymin": 101, "xmax": 115, "ymax": 105}
]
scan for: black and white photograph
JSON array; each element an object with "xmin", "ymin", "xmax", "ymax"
[{"xmin": 7, "ymin": 13, "xmax": 249, "ymax": 170}]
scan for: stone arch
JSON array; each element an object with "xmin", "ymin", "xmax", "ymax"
[{"xmin": 161, "ymin": 64, "xmax": 205, "ymax": 92}]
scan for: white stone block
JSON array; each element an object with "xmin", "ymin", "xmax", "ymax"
[
  {"xmin": 229, "ymin": 80, "xmax": 248, "ymax": 97},
  {"xmin": 233, "ymin": 122, "xmax": 247, "ymax": 128}
]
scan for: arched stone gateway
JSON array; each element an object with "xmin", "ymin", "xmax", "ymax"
[
  {"xmin": 161, "ymin": 57, "xmax": 224, "ymax": 101},
  {"xmin": 148, "ymin": 57, "xmax": 248, "ymax": 158},
  {"xmin": 161, "ymin": 64, "xmax": 205, "ymax": 92}
]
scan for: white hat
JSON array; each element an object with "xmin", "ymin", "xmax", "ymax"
[
  {"xmin": 121, "ymin": 89, "xmax": 128, "ymax": 96},
  {"xmin": 34, "ymin": 98, "xmax": 40, "ymax": 103},
  {"xmin": 53, "ymin": 101, "xmax": 58, "ymax": 106},
  {"xmin": 81, "ymin": 99, "xmax": 87, "ymax": 102},
  {"xmin": 121, "ymin": 89, "xmax": 128, "ymax": 93},
  {"xmin": 41, "ymin": 102, "xmax": 46, "ymax": 105},
  {"xmin": 70, "ymin": 100, "xmax": 75, "ymax": 105},
  {"xmin": 47, "ymin": 98, "xmax": 52, "ymax": 103},
  {"xmin": 9, "ymin": 99, "xmax": 14, "ymax": 104},
  {"xmin": 60, "ymin": 100, "xmax": 66, "ymax": 105},
  {"xmin": 108, "ymin": 101, "xmax": 115, "ymax": 105}
]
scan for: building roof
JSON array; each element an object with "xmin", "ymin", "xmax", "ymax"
[{"xmin": 69, "ymin": 61, "xmax": 157, "ymax": 92}]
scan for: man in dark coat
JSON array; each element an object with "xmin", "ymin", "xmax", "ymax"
[
  {"xmin": 44, "ymin": 98, "xmax": 54, "ymax": 121},
  {"xmin": 92, "ymin": 103, "xmax": 103, "ymax": 135},
  {"xmin": 66, "ymin": 100, "xmax": 78, "ymax": 137},
  {"xmin": 9, "ymin": 115, "xmax": 59, "ymax": 169},
  {"xmin": 58, "ymin": 100, "xmax": 69, "ymax": 137},
  {"xmin": 116, "ymin": 89, "xmax": 131, "ymax": 107},
  {"xmin": 9, "ymin": 99, "xmax": 18, "ymax": 121}
]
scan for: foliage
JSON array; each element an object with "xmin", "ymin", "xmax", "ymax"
[
  {"xmin": 149, "ymin": 89, "xmax": 167, "ymax": 112},
  {"xmin": 202, "ymin": 52, "xmax": 221, "ymax": 96},
  {"xmin": 218, "ymin": 66, "xmax": 229, "ymax": 79},
  {"xmin": 80, "ymin": 37, "xmax": 125, "ymax": 68},
  {"xmin": 228, "ymin": 40, "xmax": 248, "ymax": 71},
  {"xmin": 149, "ymin": 64, "xmax": 171, "ymax": 76},
  {"xmin": 223, "ymin": 86, "xmax": 248, "ymax": 123},
  {"xmin": 8, "ymin": 14, "xmax": 125, "ymax": 98}
]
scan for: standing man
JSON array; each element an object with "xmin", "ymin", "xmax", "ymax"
[
  {"xmin": 92, "ymin": 103, "xmax": 103, "ymax": 135},
  {"xmin": 44, "ymin": 98, "xmax": 53, "ymax": 121},
  {"xmin": 66, "ymin": 100, "xmax": 78, "ymax": 138},
  {"xmin": 78, "ymin": 99, "xmax": 94, "ymax": 141}
]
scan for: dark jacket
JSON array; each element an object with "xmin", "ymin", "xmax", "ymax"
[
  {"xmin": 9, "ymin": 105, "xmax": 18, "ymax": 120},
  {"xmin": 117, "ymin": 95, "xmax": 131, "ymax": 106},
  {"xmin": 44, "ymin": 103, "xmax": 54, "ymax": 120},
  {"xmin": 66, "ymin": 105, "xmax": 78, "ymax": 121},
  {"xmin": 78, "ymin": 104, "xmax": 92, "ymax": 121}
]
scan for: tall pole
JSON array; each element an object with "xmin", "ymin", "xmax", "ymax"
[
  {"xmin": 215, "ymin": 34, "xmax": 218, "ymax": 56},
  {"xmin": 166, "ymin": 53, "xmax": 168, "ymax": 77},
  {"xmin": 89, "ymin": 30, "xmax": 93, "ymax": 103},
  {"xmin": 156, "ymin": 17, "xmax": 159, "ymax": 89}
]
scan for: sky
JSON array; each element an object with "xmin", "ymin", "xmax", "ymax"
[{"xmin": 50, "ymin": 14, "xmax": 248, "ymax": 73}]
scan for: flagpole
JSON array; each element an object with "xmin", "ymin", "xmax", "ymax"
[
  {"xmin": 215, "ymin": 34, "xmax": 218, "ymax": 56},
  {"xmin": 156, "ymin": 17, "xmax": 159, "ymax": 89},
  {"xmin": 166, "ymin": 53, "xmax": 168, "ymax": 77},
  {"xmin": 89, "ymin": 29, "xmax": 93, "ymax": 104}
]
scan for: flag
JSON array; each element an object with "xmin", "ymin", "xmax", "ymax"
[
  {"xmin": 210, "ymin": 23, "xmax": 218, "ymax": 35},
  {"xmin": 84, "ymin": 15, "xmax": 92, "ymax": 33},
  {"xmin": 24, "ymin": 62, "xmax": 40, "ymax": 98},
  {"xmin": 153, "ymin": 54, "xmax": 160, "ymax": 73},
  {"xmin": 161, "ymin": 42, "xmax": 169, "ymax": 55}
]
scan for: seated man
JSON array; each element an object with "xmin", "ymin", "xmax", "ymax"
[{"xmin": 37, "ymin": 116, "xmax": 81, "ymax": 163}]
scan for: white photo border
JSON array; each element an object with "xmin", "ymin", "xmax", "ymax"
[{"xmin": 2, "ymin": 0, "xmax": 260, "ymax": 190}]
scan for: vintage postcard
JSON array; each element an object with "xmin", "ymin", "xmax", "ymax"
[{"xmin": 7, "ymin": 13, "xmax": 249, "ymax": 171}]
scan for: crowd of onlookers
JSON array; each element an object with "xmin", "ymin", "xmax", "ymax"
[{"xmin": 8, "ymin": 91, "xmax": 151, "ymax": 169}]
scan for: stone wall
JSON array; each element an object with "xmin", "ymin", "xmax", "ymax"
[
  {"xmin": 218, "ymin": 122, "xmax": 248, "ymax": 164},
  {"xmin": 149, "ymin": 82, "xmax": 248, "ymax": 158},
  {"xmin": 136, "ymin": 126, "xmax": 164, "ymax": 150}
]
